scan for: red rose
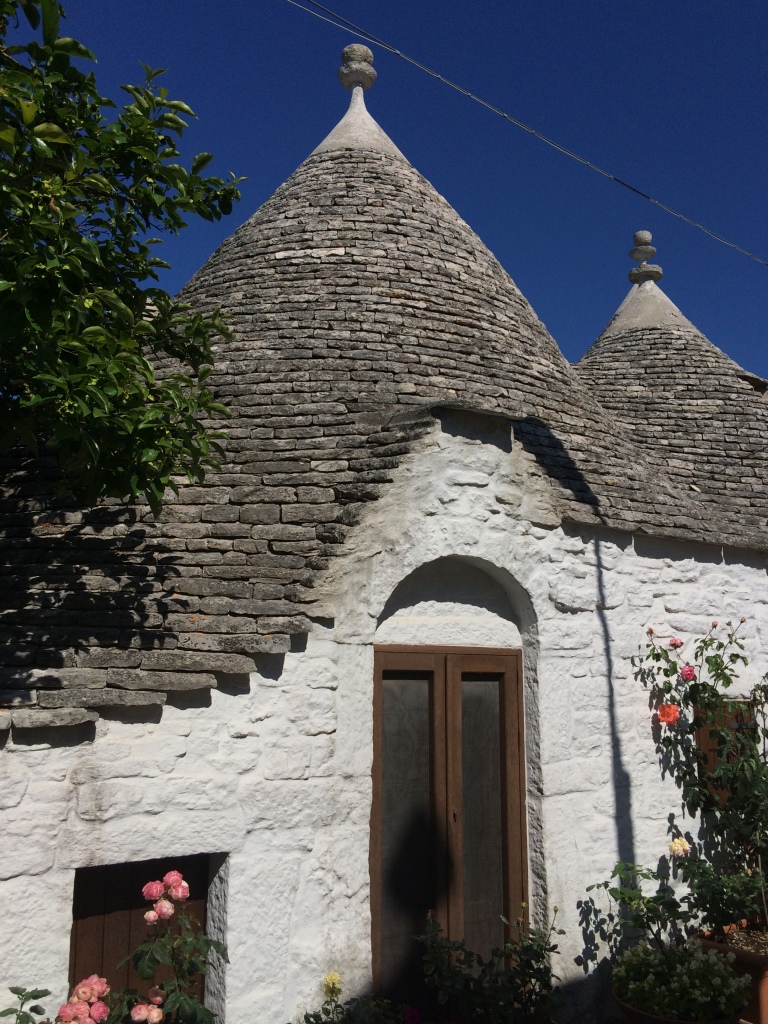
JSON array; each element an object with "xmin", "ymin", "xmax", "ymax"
[{"xmin": 658, "ymin": 704, "xmax": 681, "ymax": 726}]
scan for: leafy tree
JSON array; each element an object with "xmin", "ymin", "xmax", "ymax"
[{"xmin": 0, "ymin": 0, "xmax": 243, "ymax": 511}]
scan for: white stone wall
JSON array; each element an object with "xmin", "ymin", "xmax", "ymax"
[{"xmin": 1, "ymin": 417, "xmax": 767, "ymax": 1023}]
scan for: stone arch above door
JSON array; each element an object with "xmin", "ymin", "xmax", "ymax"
[{"xmin": 375, "ymin": 555, "xmax": 534, "ymax": 649}]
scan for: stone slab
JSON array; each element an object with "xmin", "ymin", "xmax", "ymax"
[
  {"xmin": 176, "ymin": 633, "xmax": 291, "ymax": 655},
  {"xmin": 0, "ymin": 668, "xmax": 106, "ymax": 689},
  {"xmin": 106, "ymin": 669, "xmax": 218, "ymax": 691},
  {"xmin": 37, "ymin": 688, "xmax": 166, "ymax": 708},
  {"xmin": 11, "ymin": 707, "xmax": 99, "ymax": 728},
  {"xmin": 0, "ymin": 689, "xmax": 37, "ymax": 707},
  {"xmin": 138, "ymin": 651, "xmax": 256, "ymax": 674}
]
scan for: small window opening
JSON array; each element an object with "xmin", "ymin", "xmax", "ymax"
[{"xmin": 69, "ymin": 855, "xmax": 212, "ymax": 999}]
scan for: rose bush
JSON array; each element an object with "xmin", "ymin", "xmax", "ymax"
[
  {"xmin": 5, "ymin": 870, "xmax": 226, "ymax": 1024},
  {"xmin": 643, "ymin": 618, "xmax": 768, "ymax": 931}
]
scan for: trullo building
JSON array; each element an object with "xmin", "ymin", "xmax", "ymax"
[{"xmin": 1, "ymin": 42, "xmax": 767, "ymax": 1024}]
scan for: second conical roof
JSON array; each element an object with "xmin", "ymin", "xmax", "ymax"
[{"xmin": 578, "ymin": 237, "xmax": 768, "ymax": 548}]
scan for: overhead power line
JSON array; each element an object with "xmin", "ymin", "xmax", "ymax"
[{"xmin": 283, "ymin": 0, "xmax": 768, "ymax": 269}]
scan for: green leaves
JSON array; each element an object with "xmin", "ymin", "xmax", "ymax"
[
  {"xmin": 39, "ymin": 0, "xmax": 59, "ymax": 46},
  {"xmin": 32, "ymin": 121, "xmax": 71, "ymax": 143},
  {"xmin": 53, "ymin": 36, "xmax": 95, "ymax": 59},
  {"xmin": 416, "ymin": 912, "xmax": 561, "ymax": 1024},
  {"xmin": 191, "ymin": 150, "xmax": 214, "ymax": 173},
  {"xmin": 0, "ymin": 987, "xmax": 51, "ymax": 1024},
  {"xmin": 0, "ymin": 0, "xmax": 243, "ymax": 511}
]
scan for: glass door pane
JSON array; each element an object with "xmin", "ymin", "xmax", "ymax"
[
  {"xmin": 380, "ymin": 674, "xmax": 435, "ymax": 1001},
  {"xmin": 461, "ymin": 675, "xmax": 504, "ymax": 959}
]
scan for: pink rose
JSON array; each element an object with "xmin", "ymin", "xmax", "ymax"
[
  {"xmin": 73, "ymin": 987, "xmax": 94, "ymax": 1004},
  {"xmin": 144, "ymin": 910, "xmax": 159, "ymax": 925},
  {"xmin": 85, "ymin": 977, "xmax": 110, "ymax": 1000},
  {"xmin": 712, "ymin": 620, "xmax": 718, "ymax": 627},
  {"xmin": 154, "ymin": 898, "xmax": 174, "ymax": 920},
  {"xmin": 89, "ymin": 1003, "xmax": 109, "ymax": 1024},
  {"xmin": 647, "ymin": 627, "xmax": 654, "ymax": 635},
  {"xmin": 130, "ymin": 1006, "xmax": 149, "ymax": 1023},
  {"xmin": 142, "ymin": 880, "xmax": 165, "ymax": 901},
  {"xmin": 669, "ymin": 638, "xmax": 684, "ymax": 649},
  {"xmin": 59, "ymin": 1005, "xmax": 77, "ymax": 1021},
  {"xmin": 147, "ymin": 988, "xmax": 165, "ymax": 1007},
  {"xmin": 67, "ymin": 1004, "xmax": 91, "ymax": 1021},
  {"xmin": 146, "ymin": 1009, "xmax": 164, "ymax": 1024},
  {"xmin": 168, "ymin": 881, "xmax": 189, "ymax": 901},
  {"xmin": 680, "ymin": 665, "xmax": 696, "ymax": 682},
  {"xmin": 162, "ymin": 870, "xmax": 184, "ymax": 888}
]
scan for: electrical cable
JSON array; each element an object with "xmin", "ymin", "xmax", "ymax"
[{"xmin": 283, "ymin": 0, "xmax": 768, "ymax": 268}]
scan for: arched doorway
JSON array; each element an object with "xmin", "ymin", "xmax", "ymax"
[{"xmin": 371, "ymin": 559, "xmax": 530, "ymax": 1004}]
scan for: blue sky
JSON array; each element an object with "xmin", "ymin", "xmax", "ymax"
[{"xmin": 54, "ymin": 0, "xmax": 768, "ymax": 376}]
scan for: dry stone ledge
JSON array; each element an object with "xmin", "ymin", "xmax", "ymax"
[
  {"xmin": 12, "ymin": 707, "xmax": 99, "ymax": 729},
  {"xmin": 106, "ymin": 669, "xmax": 218, "ymax": 691},
  {"xmin": 37, "ymin": 688, "xmax": 166, "ymax": 709},
  {"xmin": 0, "ymin": 667, "xmax": 107, "ymax": 689},
  {"xmin": 137, "ymin": 651, "xmax": 256, "ymax": 673},
  {"xmin": 175, "ymin": 633, "xmax": 291, "ymax": 654},
  {"xmin": 0, "ymin": 709, "xmax": 10, "ymax": 730},
  {"xmin": 0, "ymin": 689, "xmax": 37, "ymax": 706}
]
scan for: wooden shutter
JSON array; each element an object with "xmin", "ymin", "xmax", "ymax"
[{"xmin": 69, "ymin": 855, "xmax": 209, "ymax": 998}]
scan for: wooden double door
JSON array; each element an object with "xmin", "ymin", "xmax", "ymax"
[{"xmin": 371, "ymin": 646, "xmax": 528, "ymax": 1003}]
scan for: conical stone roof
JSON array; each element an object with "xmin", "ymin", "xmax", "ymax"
[
  {"xmin": 577, "ymin": 232, "xmax": 768, "ymax": 550},
  {"xmin": 178, "ymin": 51, "xmax": 709, "ymax": 545}
]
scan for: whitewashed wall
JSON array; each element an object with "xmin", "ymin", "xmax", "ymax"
[{"xmin": 1, "ymin": 417, "xmax": 766, "ymax": 1024}]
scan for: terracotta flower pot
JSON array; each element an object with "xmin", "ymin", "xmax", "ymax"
[
  {"xmin": 699, "ymin": 928, "xmax": 768, "ymax": 1024},
  {"xmin": 614, "ymin": 993, "xmax": 737, "ymax": 1024}
]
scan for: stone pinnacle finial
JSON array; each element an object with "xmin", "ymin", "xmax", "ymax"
[
  {"xmin": 628, "ymin": 230, "xmax": 663, "ymax": 284},
  {"xmin": 338, "ymin": 43, "xmax": 377, "ymax": 91}
]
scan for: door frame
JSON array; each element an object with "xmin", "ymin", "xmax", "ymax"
[{"xmin": 371, "ymin": 644, "xmax": 528, "ymax": 990}]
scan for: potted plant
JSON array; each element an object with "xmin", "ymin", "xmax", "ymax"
[
  {"xmin": 587, "ymin": 858, "xmax": 750, "ymax": 1024},
  {"xmin": 641, "ymin": 620, "xmax": 768, "ymax": 1023}
]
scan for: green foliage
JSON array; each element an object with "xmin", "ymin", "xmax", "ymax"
[
  {"xmin": 0, "ymin": 0, "xmax": 244, "ymax": 511},
  {"xmin": 120, "ymin": 905, "xmax": 228, "ymax": 1024},
  {"xmin": 679, "ymin": 857, "xmax": 763, "ymax": 935},
  {"xmin": 585, "ymin": 860, "xmax": 752, "ymax": 1018},
  {"xmin": 612, "ymin": 941, "xmax": 749, "ymax": 1022},
  {"xmin": 0, "ymin": 989, "xmax": 51, "ymax": 1024},
  {"xmin": 586, "ymin": 861, "xmax": 688, "ymax": 952},
  {"xmin": 300, "ymin": 997, "xmax": 407, "ymax": 1024},
  {"xmin": 417, "ymin": 910, "xmax": 562, "ymax": 1024},
  {"xmin": 642, "ymin": 620, "xmax": 768, "ymax": 928}
]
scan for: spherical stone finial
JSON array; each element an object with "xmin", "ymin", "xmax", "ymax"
[
  {"xmin": 628, "ymin": 229, "xmax": 663, "ymax": 283},
  {"xmin": 338, "ymin": 43, "xmax": 377, "ymax": 91}
]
